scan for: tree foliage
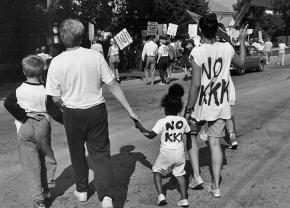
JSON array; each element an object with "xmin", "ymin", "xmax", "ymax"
[{"xmin": 233, "ymin": 0, "xmax": 285, "ymax": 37}]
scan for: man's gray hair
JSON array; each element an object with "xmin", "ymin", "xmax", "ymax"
[{"xmin": 60, "ymin": 19, "xmax": 84, "ymax": 48}]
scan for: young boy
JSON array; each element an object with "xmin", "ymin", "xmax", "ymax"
[
  {"xmin": 4, "ymin": 55, "xmax": 63, "ymax": 208},
  {"xmin": 135, "ymin": 84, "xmax": 190, "ymax": 207}
]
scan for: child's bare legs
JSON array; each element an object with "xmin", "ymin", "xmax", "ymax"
[
  {"xmin": 154, "ymin": 172, "xmax": 163, "ymax": 195},
  {"xmin": 226, "ymin": 116, "xmax": 238, "ymax": 149},
  {"xmin": 176, "ymin": 176, "xmax": 187, "ymax": 200},
  {"xmin": 209, "ymin": 136, "xmax": 223, "ymax": 190}
]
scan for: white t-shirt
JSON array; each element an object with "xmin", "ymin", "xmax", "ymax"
[
  {"xmin": 46, "ymin": 47, "xmax": 115, "ymax": 109},
  {"xmin": 109, "ymin": 45, "xmax": 119, "ymax": 56},
  {"xmin": 91, "ymin": 43, "xmax": 104, "ymax": 54},
  {"xmin": 152, "ymin": 116, "xmax": 190, "ymax": 150},
  {"xmin": 142, "ymin": 41, "xmax": 158, "ymax": 61},
  {"xmin": 279, "ymin": 43, "xmax": 286, "ymax": 50},
  {"xmin": 158, "ymin": 45, "xmax": 169, "ymax": 57},
  {"xmin": 190, "ymin": 42, "xmax": 235, "ymax": 121}
]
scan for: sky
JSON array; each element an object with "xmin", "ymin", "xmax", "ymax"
[{"xmin": 208, "ymin": 0, "xmax": 238, "ymax": 12}]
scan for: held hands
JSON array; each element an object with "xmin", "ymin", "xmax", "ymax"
[
  {"xmin": 239, "ymin": 24, "xmax": 249, "ymax": 43},
  {"xmin": 27, "ymin": 113, "xmax": 45, "ymax": 121}
]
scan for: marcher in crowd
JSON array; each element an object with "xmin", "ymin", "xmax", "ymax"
[
  {"xmin": 184, "ymin": 13, "xmax": 247, "ymax": 198},
  {"xmin": 180, "ymin": 40, "xmax": 193, "ymax": 81},
  {"xmin": 264, "ymin": 37, "xmax": 273, "ymax": 65},
  {"xmin": 91, "ymin": 36, "xmax": 104, "ymax": 55},
  {"xmin": 4, "ymin": 55, "xmax": 63, "ymax": 208},
  {"xmin": 108, "ymin": 38, "xmax": 121, "ymax": 83},
  {"xmin": 167, "ymin": 39, "xmax": 175, "ymax": 83},
  {"xmin": 142, "ymin": 35, "xmax": 158, "ymax": 85},
  {"xmin": 45, "ymin": 19, "xmax": 140, "ymax": 208},
  {"xmin": 157, "ymin": 37, "xmax": 170, "ymax": 85},
  {"xmin": 278, "ymin": 39, "xmax": 287, "ymax": 66}
]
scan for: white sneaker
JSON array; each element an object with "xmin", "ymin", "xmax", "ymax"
[
  {"xmin": 228, "ymin": 141, "xmax": 238, "ymax": 149},
  {"xmin": 73, "ymin": 191, "xmax": 87, "ymax": 202},
  {"xmin": 206, "ymin": 186, "xmax": 221, "ymax": 198},
  {"xmin": 157, "ymin": 194, "xmax": 167, "ymax": 206},
  {"xmin": 159, "ymin": 82, "xmax": 166, "ymax": 86},
  {"xmin": 188, "ymin": 176, "xmax": 203, "ymax": 189},
  {"xmin": 102, "ymin": 196, "xmax": 114, "ymax": 208},
  {"xmin": 177, "ymin": 199, "xmax": 189, "ymax": 207}
]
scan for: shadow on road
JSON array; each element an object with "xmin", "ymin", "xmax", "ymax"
[{"xmin": 48, "ymin": 145, "xmax": 152, "ymax": 208}]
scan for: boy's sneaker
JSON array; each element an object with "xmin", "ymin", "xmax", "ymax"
[
  {"xmin": 188, "ymin": 176, "xmax": 203, "ymax": 189},
  {"xmin": 34, "ymin": 200, "xmax": 46, "ymax": 208},
  {"xmin": 157, "ymin": 194, "xmax": 167, "ymax": 206},
  {"xmin": 206, "ymin": 186, "xmax": 221, "ymax": 198},
  {"xmin": 228, "ymin": 141, "xmax": 238, "ymax": 150},
  {"xmin": 102, "ymin": 196, "xmax": 114, "ymax": 208},
  {"xmin": 73, "ymin": 191, "xmax": 87, "ymax": 202},
  {"xmin": 177, "ymin": 199, "xmax": 189, "ymax": 207}
]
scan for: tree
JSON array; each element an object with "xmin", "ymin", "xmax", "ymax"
[{"xmin": 233, "ymin": 0, "xmax": 285, "ymax": 38}]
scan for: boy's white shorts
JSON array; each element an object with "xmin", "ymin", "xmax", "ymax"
[{"xmin": 152, "ymin": 148, "xmax": 186, "ymax": 177}]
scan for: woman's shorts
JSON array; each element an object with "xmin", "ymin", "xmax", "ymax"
[{"xmin": 152, "ymin": 148, "xmax": 186, "ymax": 177}]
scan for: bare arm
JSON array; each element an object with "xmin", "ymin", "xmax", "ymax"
[
  {"xmin": 107, "ymin": 47, "xmax": 111, "ymax": 59},
  {"xmin": 231, "ymin": 25, "xmax": 248, "ymax": 68},
  {"xmin": 106, "ymin": 80, "xmax": 139, "ymax": 121},
  {"xmin": 184, "ymin": 58, "xmax": 201, "ymax": 118}
]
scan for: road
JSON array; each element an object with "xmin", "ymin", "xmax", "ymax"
[{"xmin": 1, "ymin": 67, "xmax": 290, "ymax": 208}]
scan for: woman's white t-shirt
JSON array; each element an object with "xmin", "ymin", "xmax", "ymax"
[{"xmin": 190, "ymin": 42, "xmax": 236, "ymax": 121}]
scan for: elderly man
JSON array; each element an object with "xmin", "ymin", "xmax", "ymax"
[
  {"xmin": 46, "ymin": 19, "xmax": 139, "ymax": 208},
  {"xmin": 142, "ymin": 35, "xmax": 158, "ymax": 85}
]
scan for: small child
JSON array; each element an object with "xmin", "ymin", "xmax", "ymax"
[
  {"xmin": 135, "ymin": 84, "xmax": 190, "ymax": 207},
  {"xmin": 4, "ymin": 55, "xmax": 63, "ymax": 208}
]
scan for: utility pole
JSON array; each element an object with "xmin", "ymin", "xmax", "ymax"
[{"xmin": 285, "ymin": 0, "xmax": 288, "ymax": 44}]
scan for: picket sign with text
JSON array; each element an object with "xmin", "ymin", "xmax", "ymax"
[
  {"xmin": 247, "ymin": 29, "xmax": 253, "ymax": 35},
  {"xmin": 188, "ymin": 24, "xmax": 198, "ymax": 38},
  {"xmin": 88, "ymin": 22, "xmax": 94, "ymax": 42},
  {"xmin": 114, "ymin": 28, "xmax": 133, "ymax": 50},
  {"xmin": 147, "ymin": 22, "xmax": 158, "ymax": 35},
  {"xmin": 258, "ymin": 31, "xmax": 263, "ymax": 41},
  {"xmin": 167, "ymin": 23, "xmax": 178, "ymax": 36}
]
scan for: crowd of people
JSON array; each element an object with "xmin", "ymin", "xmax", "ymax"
[{"xmin": 3, "ymin": 12, "xmax": 272, "ymax": 208}]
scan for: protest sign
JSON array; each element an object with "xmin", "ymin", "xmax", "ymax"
[
  {"xmin": 88, "ymin": 22, "xmax": 94, "ymax": 41},
  {"xmin": 167, "ymin": 23, "xmax": 178, "ymax": 36},
  {"xmin": 147, "ymin": 22, "xmax": 158, "ymax": 36},
  {"xmin": 247, "ymin": 29, "xmax": 253, "ymax": 34},
  {"xmin": 188, "ymin": 24, "xmax": 198, "ymax": 38},
  {"xmin": 114, "ymin": 28, "xmax": 133, "ymax": 50},
  {"xmin": 258, "ymin": 31, "xmax": 263, "ymax": 41}
]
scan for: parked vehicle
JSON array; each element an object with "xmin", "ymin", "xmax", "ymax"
[{"xmin": 230, "ymin": 46, "xmax": 266, "ymax": 75}]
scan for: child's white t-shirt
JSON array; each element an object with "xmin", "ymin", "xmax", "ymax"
[
  {"xmin": 152, "ymin": 115, "xmax": 190, "ymax": 150},
  {"xmin": 158, "ymin": 45, "xmax": 169, "ymax": 57},
  {"xmin": 279, "ymin": 43, "xmax": 286, "ymax": 50},
  {"xmin": 190, "ymin": 42, "xmax": 235, "ymax": 121}
]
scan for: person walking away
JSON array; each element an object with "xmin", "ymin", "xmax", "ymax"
[
  {"xmin": 91, "ymin": 36, "xmax": 104, "ymax": 55},
  {"xmin": 4, "ymin": 55, "xmax": 63, "ymax": 208},
  {"xmin": 135, "ymin": 84, "xmax": 190, "ymax": 207},
  {"xmin": 45, "ymin": 19, "xmax": 140, "ymax": 208},
  {"xmin": 157, "ymin": 37, "xmax": 170, "ymax": 85},
  {"xmin": 142, "ymin": 35, "xmax": 158, "ymax": 85},
  {"xmin": 167, "ymin": 39, "xmax": 175, "ymax": 83},
  {"xmin": 278, "ymin": 39, "xmax": 287, "ymax": 66},
  {"xmin": 108, "ymin": 38, "xmax": 121, "ymax": 83},
  {"xmin": 264, "ymin": 37, "xmax": 273, "ymax": 65},
  {"xmin": 180, "ymin": 40, "xmax": 194, "ymax": 81},
  {"xmin": 184, "ymin": 13, "xmax": 247, "ymax": 198}
]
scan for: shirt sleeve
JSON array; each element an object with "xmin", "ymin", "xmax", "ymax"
[
  {"xmin": 4, "ymin": 83, "xmax": 28, "ymax": 123},
  {"xmin": 99, "ymin": 54, "xmax": 115, "ymax": 84},
  {"xmin": 190, "ymin": 47, "xmax": 202, "ymax": 67},
  {"xmin": 46, "ymin": 58, "xmax": 61, "ymax": 96},
  {"xmin": 151, "ymin": 119, "xmax": 163, "ymax": 135}
]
